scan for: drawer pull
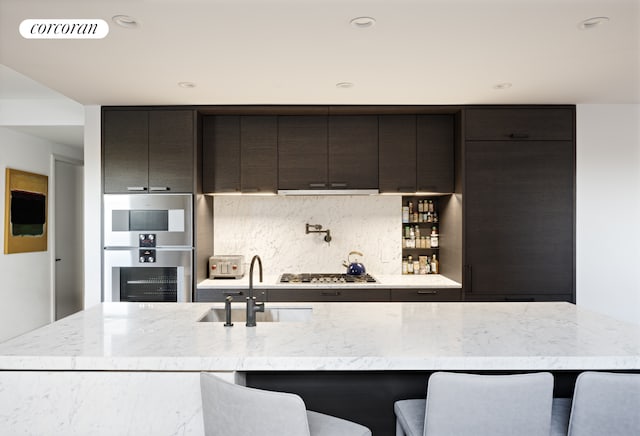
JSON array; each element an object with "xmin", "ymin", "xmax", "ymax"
[
  {"xmin": 149, "ymin": 186, "xmax": 170, "ymax": 191},
  {"xmin": 224, "ymin": 291, "xmax": 243, "ymax": 296},
  {"xmin": 417, "ymin": 290, "xmax": 438, "ymax": 295},
  {"xmin": 508, "ymin": 132, "xmax": 530, "ymax": 139},
  {"xmin": 127, "ymin": 186, "xmax": 147, "ymax": 191},
  {"xmin": 321, "ymin": 291, "xmax": 341, "ymax": 296},
  {"xmin": 330, "ymin": 182, "xmax": 348, "ymax": 188},
  {"xmin": 309, "ymin": 183, "xmax": 327, "ymax": 188}
]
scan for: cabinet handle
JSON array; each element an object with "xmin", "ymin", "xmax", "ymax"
[
  {"xmin": 309, "ymin": 183, "xmax": 327, "ymax": 189},
  {"xmin": 224, "ymin": 291, "xmax": 243, "ymax": 296},
  {"xmin": 149, "ymin": 186, "xmax": 170, "ymax": 191},
  {"xmin": 127, "ymin": 186, "xmax": 147, "ymax": 191},
  {"xmin": 330, "ymin": 182, "xmax": 348, "ymax": 188},
  {"xmin": 320, "ymin": 291, "xmax": 341, "ymax": 296},
  {"xmin": 417, "ymin": 290, "xmax": 438, "ymax": 295},
  {"xmin": 505, "ymin": 297, "xmax": 535, "ymax": 302},
  {"xmin": 508, "ymin": 132, "xmax": 530, "ymax": 139}
]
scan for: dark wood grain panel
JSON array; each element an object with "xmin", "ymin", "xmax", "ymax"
[
  {"xmin": 465, "ymin": 108, "xmax": 574, "ymax": 141},
  {"xmin": 378, "ymin": 115, "xmax": 416, "ymax": 192},
  {"xmin": 416, "ymin": 115, "xmax": 454, "ymax": 193},
  {"xmin": 202, "ymin": 115, "xmax": 241, "ymax": 193},
  {"xmin": 278, "ymin": 116, "xmax": 328, "ymax": 189},
  {"xmin": 103, "ymin": 110, "xmax": 149, "ymax": 193},
  {"xmin": 148, "ymin": 110, "xmax": 195, "ymax": 192},
  {"xmin": 328, "ymin": 115, "xmax": 378, "ymax": 189},
  {"xmin": 464, "ymin": 140, "xmax": 574, "ymax": 295},
  {"xmin": 241, "ymin": 116, "xmax": 278, "ymax": 193}
]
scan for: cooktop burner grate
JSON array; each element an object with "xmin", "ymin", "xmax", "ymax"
[{"xmin": 279, "ymin": 273, "xmax": 377, "ymax": 284}]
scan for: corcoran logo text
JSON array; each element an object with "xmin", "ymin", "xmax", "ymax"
[{"xmin": 19, "ymin": 19, "xmax": 109, "ymax": 39}]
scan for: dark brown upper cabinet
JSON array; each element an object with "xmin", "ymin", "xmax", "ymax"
[
  {"xmin": 465, "ymin": 107, "xmax": 574, "ymax": 141},
  {"xmin": 379, "ymin": 114, "xmax": 454, "ymax": 193},
  {"xmin": 379, "ymin": 115, "xmax": 417, "ymax": 192},
  {"xmin": 463, "ymin": 106, "xmax": 575, "ymax": 302},
  {"xmin": 103, "ymin": 109, "xmax": 195, "ymax": 193},
  {"xmin": 278, "ymin": 115, "xmax": 378, "ymax": 191},
  {"xmin": 202, "ymin": 115, "xmax": 278, "ymax": 194}
]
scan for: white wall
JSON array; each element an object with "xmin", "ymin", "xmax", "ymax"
[
  {"xmin": 0, "ymin": 127, "xmax": 83, "ymax": 342},
  {"xmin": 576, "ymin": 104, "xmax": 640, "ymax": 324},
  {"xmin": 213, "ymin": 195, "xmax": 401, "ymax": 275},
  {"xmin": 82, "ymin": 106, "xmax": 102, "ymax": 308}
]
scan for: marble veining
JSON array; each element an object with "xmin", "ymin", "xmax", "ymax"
[
  {"xmin": 213, "ymin": 195, "xmax": 402, "ymax": 275},
  {"xmin": 0, "ymin": 302, "xmax": 638, "ymax": 372}
]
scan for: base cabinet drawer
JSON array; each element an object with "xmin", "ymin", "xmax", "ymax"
[
  {"xmin": 390, "ymin": 288, "xmax": 461, "ymax": 302},
  {"xmin": 268, "ymin": 288, "xmax": 390, "ymax": 302},
  {"xmin": 463, "ymin": 293, "xmax": 573, "ymax": 303},
  {"xmin": 195, "ymin": 288, "xmax": 267, "ymax": 302}
]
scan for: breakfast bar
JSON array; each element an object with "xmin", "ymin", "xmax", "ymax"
[{"xmin": 1, "ymin": 301, "xmax": 638, "ymax": 434}]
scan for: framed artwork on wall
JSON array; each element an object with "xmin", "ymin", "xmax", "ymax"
[{"xmin": 3, "ymin": 168, "xmax": 48, "ymax": 254}]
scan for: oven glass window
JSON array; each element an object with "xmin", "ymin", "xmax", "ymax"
[
  {"xmin": 128, "ymin": 210, "xmax": 168, "ymax": 231},
  {"xmin": 119, "ymin": 267, "xmax": 177, "ymax": 302}
]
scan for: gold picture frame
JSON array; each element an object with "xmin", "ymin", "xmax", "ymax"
[{"xmin": 4, "ymin": 168, "xmax": 48, "ymax": 254}]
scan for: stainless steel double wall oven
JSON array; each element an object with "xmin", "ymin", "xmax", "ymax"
[{"xmin": 103, "ymin": 194, "xmax": 193, "ymax": 302}]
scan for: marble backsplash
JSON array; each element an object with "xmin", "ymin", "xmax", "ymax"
[{"xmin": 213, "ymin": 195, "xmax": 401, "ymax": 275}]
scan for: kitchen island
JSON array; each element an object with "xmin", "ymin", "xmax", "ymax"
[{"xmin": 1, "ymin": 302, "xmax": 638, "ymax": 435}]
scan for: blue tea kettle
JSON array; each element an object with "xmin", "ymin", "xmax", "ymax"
[{"xmin": 343, "ymin": 251, "xmax": 366, "ymax": 275}]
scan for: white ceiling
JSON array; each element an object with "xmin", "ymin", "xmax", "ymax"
[{"xmin": 0, "ymin": 0, "xmax": 638, "ymax": 108}]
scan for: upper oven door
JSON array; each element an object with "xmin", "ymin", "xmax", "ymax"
[{"xmin": 104, "ymin": 194, "xmax": 193, "ymax": 248}]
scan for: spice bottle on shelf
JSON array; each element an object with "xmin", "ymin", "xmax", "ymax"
[
  {"xmin": 409, "ymin": 226, "xmax": 415, "ymax": 248},
  {"xmin": 431, "ymin": 254, "xmax": 439, "ymax": 274},
  {"xmin": 402, "ymin": 206, "xmax": 409, "ymax": 223},
  {"xmin": 430, "ymin": 226, "xmax": 439, "ymax": 248},
  {"xmin": 402, "ymin": 258, "xmax": 408, "ymax": 275},
  {"xmin": 428, "ymin": 200, "xmax": 434, "ymax": 213},
  {"xmin": 407, "ymin": 255, "xmax": 414, "ymax": 274}
]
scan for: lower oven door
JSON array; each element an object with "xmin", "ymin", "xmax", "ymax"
[{"xmin": 103, "ymin": 248, "xmax": 192, "ymax": 302}]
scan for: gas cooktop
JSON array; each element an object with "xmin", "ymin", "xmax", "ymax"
[{"xmin": 279, "ymin": 273, "xmax": 378, "ymax": 284}]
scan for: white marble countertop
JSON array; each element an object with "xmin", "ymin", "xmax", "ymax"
[
  {"xmin": 1, "ymin": 302, "xmax": 638, "ymax": 372},
  {"xmin": 198, "ymin": 274, "xmax": 461, "ymax": 289}
]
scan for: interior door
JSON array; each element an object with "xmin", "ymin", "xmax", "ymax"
[{"xmin": 55, "ymin": 159, "xmax": 84, "ymax": 320}]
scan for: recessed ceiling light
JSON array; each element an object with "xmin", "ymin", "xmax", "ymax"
[
  {"xmin": 578, "ymin": 16, "xmax": 610, "ymax": 30},
  {"xmin": 493, "ymin": 82, "xmax": 512, "ymax": 90},
  {"xmin": 349, "ymin": 16, "xmax": 376, "ymax": 29},
  {"xmin": 112, "ymin": 15, "xmax": 139, "ymax": 29},
  {"xmin": 336, "ymin": 82, "xmax": 354, "ymax": 89},
  {"xmin": 178, "ymin": 82, "xmax": 196, "ymax": 88}
]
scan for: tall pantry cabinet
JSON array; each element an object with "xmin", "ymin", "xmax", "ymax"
[{"xmin": 462, "ymin": 107, "xmax": 575, "ymax": 302}]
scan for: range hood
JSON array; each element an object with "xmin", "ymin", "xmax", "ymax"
[{"xmin": 277, "ymin": 189, "xmax": 379, "ymax": 196}]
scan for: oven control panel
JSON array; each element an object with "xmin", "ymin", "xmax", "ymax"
[
  {"xmin": 139, "ymin": 249, "xmax": 156, "ymax": 263},
  {"xmin": 139, "ymin": 234, "xmax": 156, "ymax": 247}
]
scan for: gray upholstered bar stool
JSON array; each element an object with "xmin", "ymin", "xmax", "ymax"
[
  {"xmin": 394, "ymin": 372, "xmax": 557, "ymax": 436},
  {"xmin": 562, "ymin": 371, "xmax": 640, "ymax": 436},
  {"xmin": 200, "ymin": 373, "xmax": 371, "ymax": 436}
]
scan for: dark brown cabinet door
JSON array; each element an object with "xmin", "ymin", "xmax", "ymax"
[
  {"xmin": 278, "ymin": 116, "xmax": 328, "ymax": 190},
  {"xmin": 328, "ymin": 116, "xmax": 378, "ymax": 189},
  {"xmin": 148, "ymin": 110, "xmax": 195, "ymax": 193},
  {"xmin": 268, "ymin": 288, "xmax": 389, "ymax": 302},
  {"xmin": 465, "ymin": 108, "xmax": 574, "ymax": 141},
  {"xmin": 416, "ymin": 115, "xmax": 454, "ymax": 193},
  {"xmin": 464, "ymin": 140, "xmax": 574, "ymax": 296},
  {"xmin": 378, "ymin": 115, "xmax": 417, "ymax": 193},
  {"xmin": 241, "ymin": 116, "xmax": 278, "ymax": 193},
  {"xmin": 103, "ymin": 110, "xmax": 149, "ymax": 193},
  {"xmin": 202, "ymin": 116, "xmax": 241, "ymax": 193}
]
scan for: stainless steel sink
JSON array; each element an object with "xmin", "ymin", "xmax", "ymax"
[{"xmin": 198, "ymin": 307, "xmax": 313, "ymax": 323}]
